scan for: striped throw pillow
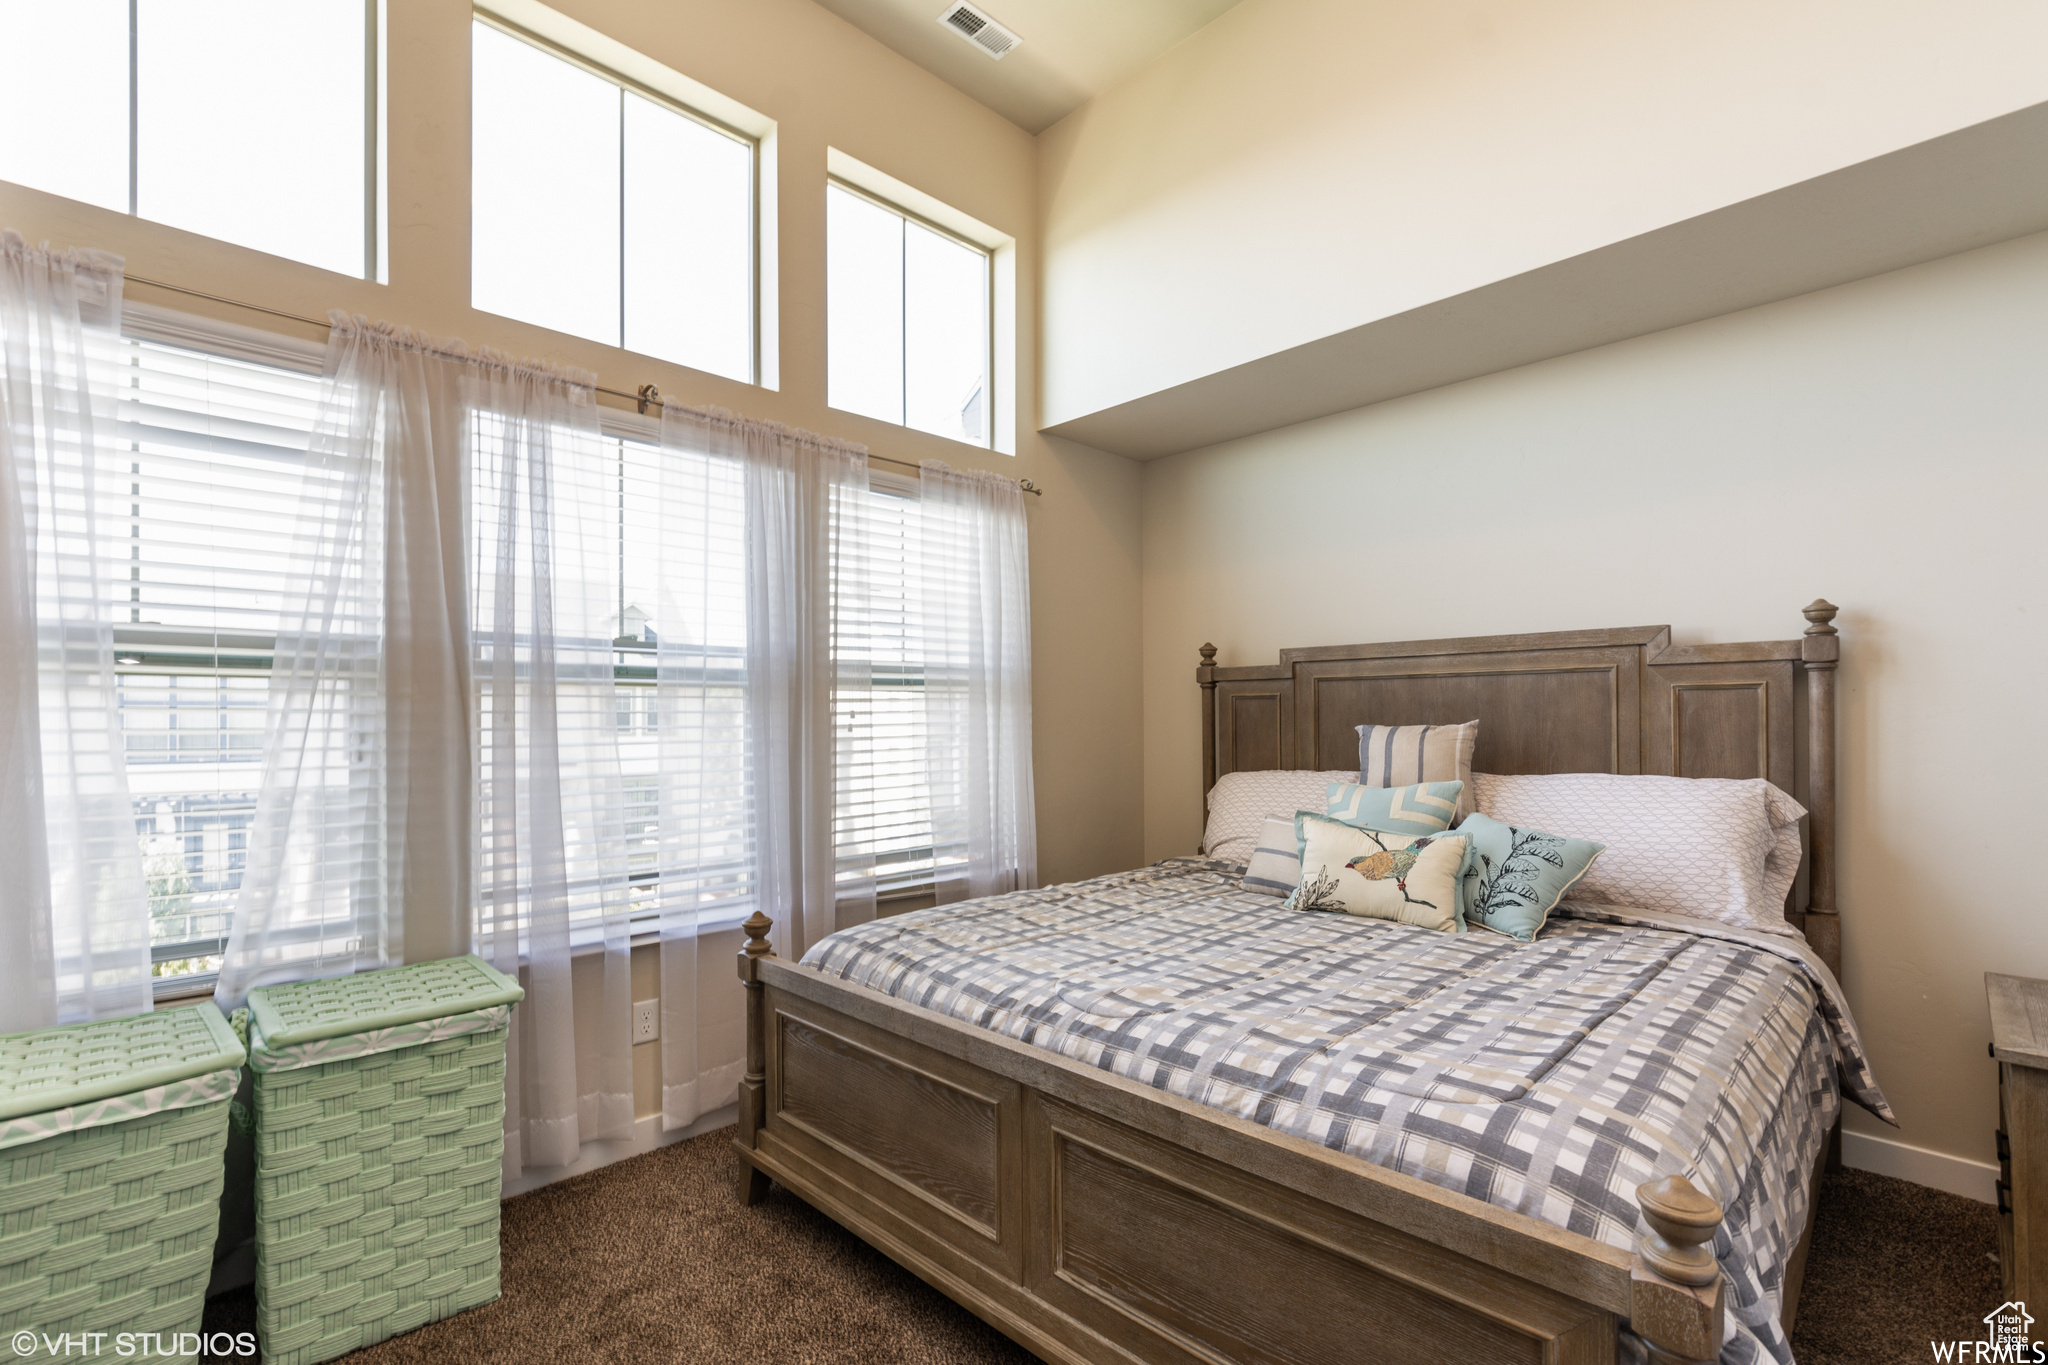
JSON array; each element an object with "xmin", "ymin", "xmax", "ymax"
[
  {"xmin": 1240, "ymin": 816, "xmax": 1305, "ymax": 897},
  {"xmin": 1354, "ymin": 721, "xmax": 1479, "ymax": 821}
]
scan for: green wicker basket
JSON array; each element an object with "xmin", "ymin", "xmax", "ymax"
[
  {"xmin": 0, "ymin": 1005, "xmax": 247, "ymax": 1365},
  {"xmin": 244, "ymin": 956, "xmax": 523, "ymax": 1365}
]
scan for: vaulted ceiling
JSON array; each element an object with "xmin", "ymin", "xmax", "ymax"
[{"xmin": 811, "ymin": 0, "xmax": 1245, "ymax": 132}]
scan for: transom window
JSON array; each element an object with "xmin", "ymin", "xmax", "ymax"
[
  {"xmin": 827, "ymin": 181, "xmax": 991, "ymax": 447},
  {"xmin": 470, "ymin": 15, "xmax": 757, "ymax": 384},
  {"xmin": 0, "ymin": 0, "xmax": 380, "ymax": 279}
]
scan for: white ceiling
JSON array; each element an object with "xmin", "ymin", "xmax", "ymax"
[{"xmin": 812, "ymin": 0, "xmax": 1245, "ymax": 133}]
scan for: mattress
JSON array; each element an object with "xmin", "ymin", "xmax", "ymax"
[{"xmin": 800, "ymin": 857, "xmax": 1893, "ymax": 1365}]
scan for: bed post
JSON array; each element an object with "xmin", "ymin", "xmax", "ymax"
[
  {"xmin": 1630, "ymin": 1174, "xmax": 1726, "ymax": 1364},
  {"xmin": 735, "ymin": 908, "xmax": 775, "ymax": 1205},
  {"xmin": 1800, "ymin": 600, "xmax": 1840, "ymax": 983},
  {"xmin": 1801, "ymin": 599, "xmax": 1844, "ymax": 1174},
  {"xmin": 1198, "ymin": 644, "xmax": 1219, "ymax": 820}
]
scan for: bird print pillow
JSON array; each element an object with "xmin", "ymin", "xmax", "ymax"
[{"xmin": 1283, "ymin": 811, "xmax": 1468, "ymax": 933}]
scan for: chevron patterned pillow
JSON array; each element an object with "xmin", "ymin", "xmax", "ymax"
[{"xmin": 1325, "ymin": 779, "xmax": 1462, "ymax": 836}]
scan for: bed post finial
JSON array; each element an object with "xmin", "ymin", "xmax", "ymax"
[
  {"xmin": 1802, "ymin": 599, "xmax": 1838, "ymax": 635},
  {"xmin": 741, "ymin": 909, "xmax": 774, "ymax": 957},
  {"xmin": 1636, "ymin": 1176, "xmax": 1723, "ymax": 1285},
  {"xmin": 1630, "ymin": 1174, "xmax": 1726, "ymax": 1363},
  {"xmin": 1199, "ymin": 642, "xmax": 1217, "ymax": 667},
  {"xmin": 734, "ymin": 909, "xmax": 776, "ymax": 1205}
]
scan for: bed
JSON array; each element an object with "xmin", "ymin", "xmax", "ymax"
[{"xmin": 731, "ymin": 604, "xmax": 1876, "ymax": 1364}]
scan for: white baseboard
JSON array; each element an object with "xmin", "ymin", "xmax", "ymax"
[
  {"xmin": 1842, "ymin": 1129, "xmax": 1999, "ymax": 1204},
  {"xmin": 501, "ymin": 1102, "xmax": 737, "ymax": 1199}
]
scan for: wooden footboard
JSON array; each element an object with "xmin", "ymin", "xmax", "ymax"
[{"xmin": 735, "ymin": 916, "xmax": 1729, "ymax": 1365}]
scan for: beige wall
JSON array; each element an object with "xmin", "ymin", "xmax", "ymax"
[
  {"xmin": 0, "ymin": 0, "xmax": 1144, "ymax": 1126},
  {"xmin": 1141, "ymin": 229, "xmax": 2048, "ymax": 1170},
  {"xmin": 1038, "ymin": 0, "xmax": 2048, "ymax": 426}
]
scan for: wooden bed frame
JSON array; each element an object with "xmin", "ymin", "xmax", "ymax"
[{"xmin": 733, "ymin": 602, "xmax": 1846, "ymax": 1365}]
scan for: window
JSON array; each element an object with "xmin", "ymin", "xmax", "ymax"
[
  {"xmin": 471, "ymin": 16, "xmax": 755, "ymax": 383},
  {"xmin": 470, "ymin": 418, "xmax": 754, "ymax": 946},
  {"xmin": 99, "ymin": 327, "xmax": 328, "ymax": 990},
  {"xmin": 831, "ymin": 480, "xmax": 963, "ymax": 895},
  {"xmin": 827, "ymin": 182, "xmax": 990, "ymax": 447},
  {"xmin": 614, "ymin": 433, "xmax": 752, "ymax": 923},
  {"xmin": 0, "ymin": 0, "xmax": 380, "ymax": 278}
]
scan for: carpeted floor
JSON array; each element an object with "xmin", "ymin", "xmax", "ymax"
[
  {"xmin": 1788, "ymin": 1167, "xmax": 2002, "ymax": 1364},
  {"xmin": 202, "ymin": 1129, "xmax": 2000, "ymax": 1363}
]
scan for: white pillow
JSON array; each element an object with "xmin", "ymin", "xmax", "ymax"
[
  {"xmin": 1471, "ymin": 772, "xmax": 1806, "ymax": 935},
  {"xmin": 1202, "ymin": 769, "xmax": 1358, "ymax": 863}
]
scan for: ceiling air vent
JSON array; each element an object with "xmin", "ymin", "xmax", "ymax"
[{"xmin": 938, "ymin": 3, "xmax": 1022, "ymax": 60}]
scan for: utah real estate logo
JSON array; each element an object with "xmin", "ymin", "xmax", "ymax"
[{"xmin": 1933, "ymin": 1302, "xmax": 2042, "ymax": 1361}]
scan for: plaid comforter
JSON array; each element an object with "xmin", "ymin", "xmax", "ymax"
[{"xmin": 800, "ymin": 858, "xmax": 1893, "ymax": 1365}]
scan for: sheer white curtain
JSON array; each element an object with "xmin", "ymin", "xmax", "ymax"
[
  {"xmin": 920, "ymin": 461, "xmax": 1036, "ymax": 902},
  {"xmin": 215, "ymin": 315, "xmax": 461, "ymax": 1006},
  {"xmin": 218, "ymin": 316, "xmax": 632, "ymax": 1173},
  {"xmin": 647, "ymin": 403, "xmax": 876, "ymax": 1133},
  {"xmin": 0, "ymin": 231, "xmax": 152, "ymax": 1030},
  {"xmin": 648, "ymin": 405, "xmax": 744, "ymax": 1131},
  {"xmin": 742, "ymin": 414, "xmax": 874, "ymax": 967},
  {"xmin": 471, "ymin": 352, "xmax": 634, "ymax": 1172}
]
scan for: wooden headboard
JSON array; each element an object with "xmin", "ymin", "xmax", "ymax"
[{"xmin": 1196, "ymin": 601, "xmax": 1843, "ymax": 978}]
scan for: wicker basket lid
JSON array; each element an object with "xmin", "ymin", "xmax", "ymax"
[
  {"xmin": 0, "ymin": 1004, "xmax": 246, "ymax": 1123},
  {"xmin": 246, "ymin": 954, "xmax": 524, "ymax": 1052}
]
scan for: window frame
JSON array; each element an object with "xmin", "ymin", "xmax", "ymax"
[
  {"xmin": 830, "ymin": 470, "xmax": 966, "ymax": 901},
  {"xmin": 37, "ymin": 0, "xmax": 389, "ymax": 281},
  {"xmin": 594, "ymin": 412, "xmax": 756, "ymax": 942},
  {"xmin": 470, "ymin": 9, "xmax": 763, "ymax": 384},
  {"xmin": 110, "ymin": 303, "xmax": 329, "ymax": 1000},
  {"xmin": 825, "ymin": 175, "xmax": 996, "ymax": 450}
]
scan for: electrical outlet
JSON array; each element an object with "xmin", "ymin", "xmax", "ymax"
[{"xmin": 632, "ymin": 999, "xmax": 659, "ymax": 1044}]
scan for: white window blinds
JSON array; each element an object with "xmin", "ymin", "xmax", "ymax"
[
  {"xmin": 101, "ymin": 330, "xmax": 327, "ymax": 983},
  {"xmin": 622, "ymin": 433, "xmax": 752, "ymax": 924},
  {"xmin": 471, "ymin": 425, "xmax": 757, "ymax": 948},
  {"xmin": 832, "ymin": 480, "xmax": 964, "ymax": 896}
]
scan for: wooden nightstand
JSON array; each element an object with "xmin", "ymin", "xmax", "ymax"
[{"xmin": 1988, "ymin": 972, "xmax": 2048, "ymax": 1307}]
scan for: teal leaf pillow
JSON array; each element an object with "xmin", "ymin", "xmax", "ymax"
[
  {"xmin": 1456, "ymin": 812, "xmax": 1605, "ymax": 942},
  {"xmin": 1325, "ymin": 780, "xmax": 1462, "ymax": 837}
]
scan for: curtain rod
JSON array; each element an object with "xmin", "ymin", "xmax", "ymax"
[
  {"xmin": 609, "ymin": 382, "xmax": 1040, "ymax": 495},
  {"xmin": 124, "ymin": 272, "xmax": 1042, "ymax": 497}
]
